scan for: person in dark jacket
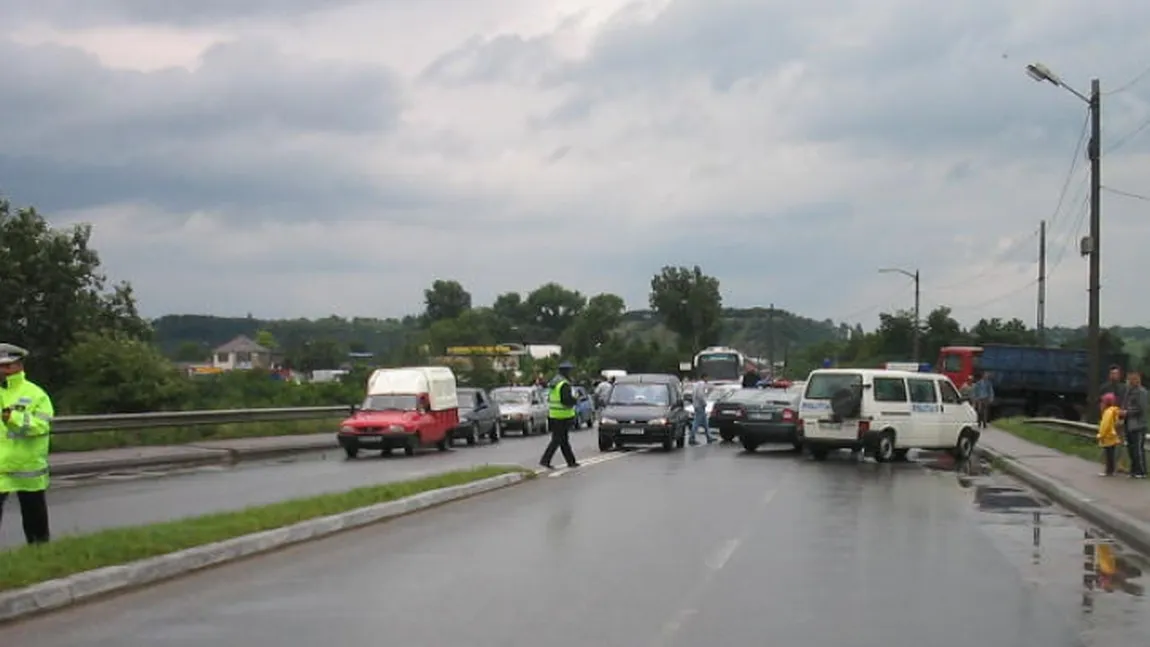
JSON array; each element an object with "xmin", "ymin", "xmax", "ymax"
[
  {"xmin": 540, "ymin": 361, "xmax": 580, "ymax": 469},
  {"xmin": 1101, "ymin": 365, "xmax": 1128, "ymax": 405},
  {"xmin": 1121, "ymin": 371, "xmax": 1148, "ymax": 479},
  {"xmin": 741, "ymin": 369, "xmax": 759, "ymax": 388}
]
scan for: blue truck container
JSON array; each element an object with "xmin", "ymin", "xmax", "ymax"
[{"xmin": 977, "ymin": 344, "xmax": 1128, "ymax": 419}]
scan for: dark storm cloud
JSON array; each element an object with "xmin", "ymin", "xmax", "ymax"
[
  {"xmin": 2, "ymin": 0, "xmax": 370, "ymax": 28},
  {"xmin": 0, "ymin": 37, "xmax": 444, "ymax": 221}
]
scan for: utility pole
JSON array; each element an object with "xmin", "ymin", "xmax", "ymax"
[
  {"xmin": 1086, "ymin": 78, "xmax": 1102, "ymax": 422},
  {"xmin": 767, "ymin": 304, "xmax": 775, "ymax": 374},
  {"xmin": 913, "ymin": 270, "xmax": 921, "ymax": 364},
  {"xmin": 1037, "ymin": 219, "xmax": 1047, "ymax": 345}
]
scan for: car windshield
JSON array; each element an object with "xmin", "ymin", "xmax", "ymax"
[
  {"xmin": 492, "ymin": 390, "xmax": 530, "ymax": 405},
  {"xmin": 608, "ymin": 383, "xmax": 670, "ymax": 406},
  {"xmin": 720, "ymin": 389, "xmax": 763, "ymax": 403},
  {"xmin": 757, "ymin": 388, "xmax": 798, "ymax": 406},
  {"xmin": 362, "ymin": 394, "xmax": 419, "ymax": 411},
  {"xmin": 804, "ymin": 373, "xmax": 863, "ymax": 399}
]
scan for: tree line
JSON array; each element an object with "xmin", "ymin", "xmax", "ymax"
[{"xmin": 2, "ymin": 196, "xmax": 1145, "ymax": 414}]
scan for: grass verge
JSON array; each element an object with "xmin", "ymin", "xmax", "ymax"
[
  {"xmin": 51, "ymin": 418, "xmax": 344, "ymax": 453},
  {"xmin": 0, "ymin": 464, "xmax": 532, "ymax": 592},
  {"xmin": 994, "ymin": 417, "xmax": 1123, "ymax": 467}
]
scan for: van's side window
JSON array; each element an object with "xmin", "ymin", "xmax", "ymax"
[
  {"xmin": 937, "ymin": 380, "xmax": 962, "ymax": 404},
  {"xmin": 873, "ymin": 377, "xmax": 908, "ymax": 402},
  {"xmin": 907, "ymin": 378, "xmax": 938, "ymax": 403}
]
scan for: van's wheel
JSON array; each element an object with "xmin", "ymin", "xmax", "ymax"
[
  {"xmin": 741, "ymin": 438, "xmax": 760, "ymax": 453},
  {"xmin": 809, "ymin": 446, "xmax": 829, "ymax": 461},
  {"xmin": 344, "ymin": 446, "xmax": 359, "ymax": 459},
  {"xmin": 599, "ymin": 436, "xmax": 613, "ymax": 452},
  {"xmin": 954, "ymin": 430, "xmax": 976, "ymax": 460},
  {"xmin": 524, "ymin": 420, "xmax": 534, "ymax": 436},
  {"xmin": 719, "ymin": 429, "xmax": 736, "ymax": 442},
  {"xmin": 436, "ymin": 435, "xmax": 450, "ymax": 451},
  {"xmin": 404, "ymin": 442, "xmax": 416, "ymax": 457},
  {"xmin": 490, "ymin": 421, "xmax": 501, "ymax": 443},
  {"xmin": 467, "ymin": 423, "xmax": 479, "ymax": 446},
  {"xmin": 873, "ymin": 431, "xmax": 896, "ymax": 463}
]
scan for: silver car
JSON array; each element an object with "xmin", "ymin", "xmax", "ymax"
[{"xmin": 491, "ymin": 386, "xmax": 550, "ymax": 436}]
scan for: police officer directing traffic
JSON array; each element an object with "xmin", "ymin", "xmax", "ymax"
[
  {"xmin": 0, "ymin": 343, "xmax": 55, "ymax": 544},
  {"xmin": 540, "ymin": 360, "xmax": 580, "ymax": 469}
]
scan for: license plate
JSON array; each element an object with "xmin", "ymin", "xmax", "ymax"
[
  {"xmin": 749, "ymin": 413, "xmax": 773, "ymax": 420},
  {"xmin": 621, "ymin": 427, "xmax": 645, "ymax": 435},
  {"xmin": 818, "ymin": 421, "xmax": 841, "ymax": 430}
]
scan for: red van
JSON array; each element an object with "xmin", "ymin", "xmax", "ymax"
[{"xmin": 337, "ymin": 366, "xmax": 460, "ymax": 458}]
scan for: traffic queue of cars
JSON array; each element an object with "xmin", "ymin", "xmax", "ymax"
[
  {"xmin": 334, "ymin": 364, "xmax": 981, "ymax": 465},
  {"xmin": 336, "ymin": 367, "xmax": 596, "ymax": 459}
]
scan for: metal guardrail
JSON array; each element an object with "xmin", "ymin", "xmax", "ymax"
[
  {"xmin": 53, "ymin": 406, "xmax": 351, "ymax": 435},
  {"xmin": 1024, "ymin": 417, "xmax": 1095, "ymax": 439}
]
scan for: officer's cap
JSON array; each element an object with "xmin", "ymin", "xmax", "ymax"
[
  {"xmin": 0, "ymin": 344, "xmax": 29, "ymax": 366},
  {"xmin": 558, "ymin": 361, "xmax": 574, "ymax": 370}
]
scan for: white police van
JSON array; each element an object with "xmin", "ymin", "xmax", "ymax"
[{"xmin": 797, "ymin": 368, "xmax": 979, "ymax": 462}]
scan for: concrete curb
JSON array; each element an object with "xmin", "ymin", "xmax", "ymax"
[
  {"xmin": 0, "ymin": 471, "xmax": 529, "ymax": 623},
  {"xmin": 976, "ymin": 445, "xmax": 1150, "ymax": 557}
]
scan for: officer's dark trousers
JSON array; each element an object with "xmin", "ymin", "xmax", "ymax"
[
  {"xmin": 541, "ymin": 418, "xmax": 577, "ymax": 467},
  {"xmin": 0, "ymin": 490, "xmax": 50, "ymax": 544}
]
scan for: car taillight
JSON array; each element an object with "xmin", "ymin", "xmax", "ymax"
[
  {"xmin": 781, "ymin": 408, "xmax": 795, "ymax": 421},
  {"xmin": 857, "ymin": 420, "xmax": 870, "ymax": 436}
]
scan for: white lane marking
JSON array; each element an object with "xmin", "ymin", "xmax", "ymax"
[
  {"xmin": 761, "ymin": 488, "xmax": 777, "ymax": 507},
  {"xmin": 537, "ymin": 448, "xmax": 651, "ymax": 477},
  {"xmin": 705, "ymin": 538, "xmax": 741, "ymax": 571}
]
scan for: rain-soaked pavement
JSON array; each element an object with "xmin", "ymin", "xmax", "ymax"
[
  {"xmin": 2, "ymin": 444, "xmax": 1147, "ymax": 646},
  {"xmin": 0, "ymin": 429, "xmax": 603, "ymax": 548}
]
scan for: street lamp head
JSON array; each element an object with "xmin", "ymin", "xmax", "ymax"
[{"xmin": 1025, "ymin": 62, "xmax": 1060, "ymax": 86}]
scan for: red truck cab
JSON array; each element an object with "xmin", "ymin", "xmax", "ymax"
[
  {"xmin": 937, "ymin": 346, "xmax": 981, "ymax": 387},
  {"xmin": 337, "ymin": 366, "xmax": 460, "ymax": 458}
]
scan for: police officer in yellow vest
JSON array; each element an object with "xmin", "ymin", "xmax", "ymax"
[
  {"xmin": 540, "ymin": 361, "xmax": 580, "ymax": 469},
  {"xmin": 0, "ymin": 343, "xmax": 54, "ymax": 544}
]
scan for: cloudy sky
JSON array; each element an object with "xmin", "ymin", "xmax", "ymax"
[{"xmin": 3, "ymin": 0, "xmax": 1150, "ymax": 329}]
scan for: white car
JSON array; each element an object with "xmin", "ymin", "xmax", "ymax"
[{"xmin": 797, "ymin": 368, "xmax": 979, "ymax": 463}]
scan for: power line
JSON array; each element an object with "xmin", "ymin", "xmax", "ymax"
[
  {"xmin": 1105, "ymin": 64, "xmax": 1150, "ymax": 95},
  {"xmin": 1102, "ymin": 185, "xmax": 1150, "ymax": 201},
  {"xmin": 1048, "ymin": 111, "xmax": 1092, "ymax": 233},
  {"xmin": 1047, "ymin": 197, "xmax": 1089, "ymax": 276},
  {"xmin": 1106, "ymin": 115, "xmax": 1150, "ymax": 153},
  {"xmin": 834, "ymin": 284, "xmax": 913, "ymax": 324}
]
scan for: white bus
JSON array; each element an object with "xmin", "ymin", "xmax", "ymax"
[{"xmin": 693, "ymin": 346, "xmax": 747, "ymax": 383}]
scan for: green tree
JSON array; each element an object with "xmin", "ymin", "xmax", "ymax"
[
  {"xmin": 58, "ymin": 331, "xmax": 190, "ymax": 414},
  {"xmin": 423, "ymin": 280, "xmax": 472, "ymax": 323},
  {"xmin": 525, "ymin": 283, "xmax": 586, "ymax": 339},
  {"xmin": 427, "ymin": 308, "xmax": 499, "ymax": 351},
  {"xmin": 649, "ymin": 265, "xmax": 722, "ymax": 352},
  {"xmin": 0, "ymin": 200, "xmax": 150, "ymax": 391},
  {"xmin": 255, "ymin": 329, "xmax": 279, "ymax": 350},
  {"xmin": 970, "ymin": 318, "xmax": 1039, "ymax": 346},
  {"xmin": 561, "ymin": 293, "xmax": 626, "ymax": 359},
  {"xmin": 173, "ymin": 341, "xmax": 209, "ymax": 362}
]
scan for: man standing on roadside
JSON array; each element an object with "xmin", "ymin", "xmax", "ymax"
[
  {"xmin": 1101, "ymin": 364, "xmax": 1128, "ymax": 405},
  {"xmin": 690, "ymin": 373, "xmax": 714, "ymax": 445},
  {"xmin": 1121, "ymin": 371, "xmax": 1148, "ymax": 479},
  {"xmin": 0, "ymin": 343, "xmax": 55, "ymax": 544},
  {"xmin": 540, "ymin": 361, "xmax": 580, "ymax": 469}
]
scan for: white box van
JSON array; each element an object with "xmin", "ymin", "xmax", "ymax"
[{"xmin": 797, "ymin": 368, "xmax": 979, "ymax": 462}]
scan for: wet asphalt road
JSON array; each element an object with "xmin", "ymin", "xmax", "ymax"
[
  {"xmin": 3, "ymin": 445, "xmax": 1147, "ymax": 646},
  {"xmin": 0, "ymin": 428, "xmax": 602, "ymax": 548}
]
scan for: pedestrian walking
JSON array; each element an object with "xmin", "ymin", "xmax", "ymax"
[
  {"xmin": 1097, "ymin": 392, "xmax": 1122, "ymax": 477},
  {"xmin": 540, "ymin": 361, "xmax": 579, "ymax": 469},
  {"xmin": 0, "ymin": 343, "xmax": 55, "ymax": 544},
  {"xmin": 1120, "ymin": 371, "xmax": 1148, "ymax": 479},
  {"xmin": 690, "ymin": 373, "xmax": 714, "ymax": 445},
  {"xmin": 971, "ymin": 371, "xmax": 994, "ymax": 429}
]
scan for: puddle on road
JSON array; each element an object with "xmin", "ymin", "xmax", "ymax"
[{"xmin": 924, "ymin": 452, "xmax": 1150, "ymax": 645}]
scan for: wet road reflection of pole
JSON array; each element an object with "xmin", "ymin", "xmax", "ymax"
[
  {"xmin": 1031, "ymin": 510, "xmax": 1042, "ymax": 565},
  {"xmin": 1083, "ymin": 528, "xmax": 1096, "ymax": 612}
]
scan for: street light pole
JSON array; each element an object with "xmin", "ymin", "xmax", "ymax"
[
  {"xmin": 1025, "ymin": 63, "xmax": 1102, "ymax": 420},
  {"xmin": 878, "ymin": 267, "xmax": 920, "ymax": 363}
]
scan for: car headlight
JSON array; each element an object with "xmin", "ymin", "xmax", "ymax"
[
  {"xmin": 340, "ymin": 425, "xmax": 354, "ymax": 434},
  {"xmin": 600, "ymin": 417, "xmax": 617, "ymax": 425},
  {"xmin": 648, "ymin": 418, "xmax": 668, "ymax": 426},
  {"xmin": 389, "ymin": 424, "xmax": 405, "ymax": 433}
]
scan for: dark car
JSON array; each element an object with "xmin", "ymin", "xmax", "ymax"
[
  {"xmin": 709, "ymin": 388, "xmax": 764, "ymax": 442},
  {"xmin": 597, "ymin": 374, "xmax": 688, "ymax": 452},
  {"xmin": 734, "ymin": 386, "xmax": 804, "ymax": 453},
  {"xmin": 452, "ymin": 387, "xmax": 501, "ymax": 445}
]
